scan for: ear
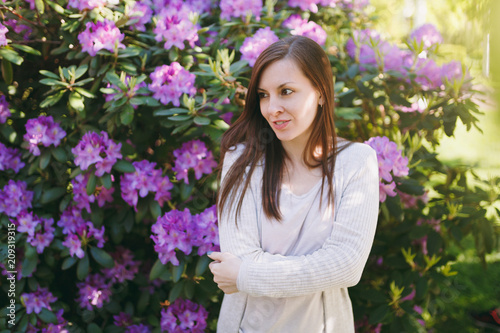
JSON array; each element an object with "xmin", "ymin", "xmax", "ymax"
[{"xmin": 318, "ymin": 93, "xmax": 323, "ymax": 107}]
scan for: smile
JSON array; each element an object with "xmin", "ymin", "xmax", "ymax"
[{"xmin": 272, "ymin": 120, "xmax": 290, "ymax": 129}]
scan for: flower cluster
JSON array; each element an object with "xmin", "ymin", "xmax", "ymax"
[
  {"xmin": 128, "ymin": 0, "xmax": 154, "ymax": 31},
  {"xmin": 120, "ymin": 160, "xmax": 173, "ymax": 210},
  {"xmin": 71, "ymin": 174, "xmax": 115, "ymax": 212},
  {"xmin": 240, "ymin": 27, "xmax": 279, "ymax": 67},
  {"xmin": 15, "ymin": 211, "xmax": 55, "ymax": 254},
  {"xmin": 103, "ymin": 75, "xmax": 148, "ymax": 109},
  {"xmin": 283, "ymin": 14, "xmax": 327, "ymax": 46},
  {"xmin": 60, "ymin": 212, "xmax": 106, "ymax": 258},
  {"xmin": 0, "ymin": 95, "xmax": 11, "ymax": 123},
  {"xmin": 172, "ymin": 139, "xmax": 218, "ymax": 184},
  {"xmin": 0, "ymin": 23, "xmax": 8, "ymax": 46},
  {"xmin": 220, "ymin": 0, "xmax": 262, "ymax": 21},
  {"xmin": 3, "ymin": 18, "xmax": 32, "ymax": 40},
  {"xmin": 0, "ymin": 180, "xmax": 33, "ymax": 217},
  {"xmin": 160, "ymin": 298, "xmax": 208, "ymax": 332},
  {"xmin": 25, "ymin": 308, "xmax": 68, "ymax": 333},
  {"xmin": 154, "ymin": 3, "xmax": 199, "ymax": 50},
  {"xmin": 78, "ymin": 20, "xmax": 125, "ymax": 57},
  {"xmin": 20, "ymin": 287, "xmax": 57, "ymax": 314},
  {"xmin": 114, "ymin": 312, "xmax": 151, "ymax": 333},
  {"xmin": 0, "ymin": 142, "xmax": 24, "ymax": 173},
  {"xmin": 72, "ymin": 131, "xmax": 122, "ymax": 176},
  {"xmin": 76, "ymin": 273, "xmax": 112, "ymax": 310},
  {"xmin": 23, "ymin": 115, "xmax": 66, "ymax": 156},
  {"xmin": 409, "ymin": 23, "xmax": 443, "ymax": 50},
  {"xmin": 148, "ymin": 62, "xmax": 196, "ymax": 106},
  {"xmin": 398, "ymin": 190, "xmax": 429, "ymax": 209},
  {"xmin": 365, "ymin": 136, "xmax": 409, "ymax": 203},
  {"xmin": 68, "ymin": 0, "xmax": 118, "ymax": 11},
  {"xmin": 102, "ymin": 247, "xmax": 140, "ymax": 283},
  {"xmin": 288, "ymin": 0, "xmax": 320, "ymax": 13},
  {"xmin": 151, "ymin": 206, "xmax": 220, "ymax": 265}
]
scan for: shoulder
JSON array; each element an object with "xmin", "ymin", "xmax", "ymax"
[
  {"xmin": 222, "ymin": 143, "xmax": 246, "ymax": 166},
  {"xmin": 336, "ymin": 140, "xmax": 377, "ymax": 167}
]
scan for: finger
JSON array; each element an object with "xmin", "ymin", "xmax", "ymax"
[{"xmin": 207, "ymin": 251, "xmax": 222, "ymax": 261}]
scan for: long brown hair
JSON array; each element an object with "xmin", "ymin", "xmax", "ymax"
[{"xmin": 218, "ymin": 35, "xmax": 340, "ymax": 223}]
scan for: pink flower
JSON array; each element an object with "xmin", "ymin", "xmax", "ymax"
[
  {"xmin": 71, "ymin": 131, "xmax": 122, "ymax": 176},
  {"xmin": 154, "ymin": 3, "xmax": 199, "ymax": 50},
  {"xmin": 62, "ymin": 234, "xmax": 85, "ymax": 258},
  {"xmin": 220, "ymin": 0, "xmax": 262, "ymax": 20},
  {"xmin": 78, "ymin": 20, "xmax": 125, "ymax": 57},
  {"xmin": 409, "ymin": 23, "xmax": 443, "ymax": 49},
  {"xmin": 23, "ymin": 115, "xmax": 66, "ymax": 156},
  {"xmin": 21, "ymin": 287, "xmax": 57, "ymax": 314},
  {"xmin": 0, "ymin": 23, "xmax": 8, "ymax": 46},
  {"xmin": 288, "ymin": 0, "xmax": 320, "ymax": 12},
  {"xmin": 172, "ymin": 140, "xmax": 217, "ymax": 184},
  {"xmin": 240, "ymin": 27, "xmax": 279, "ymax": 67},
  {"xmin": 283, "ymin": 14, "xmax": 327, "ymax": 46},
  {"xmin": 148, "ymin": 62, "xmax": 196, "ymax": 106}
]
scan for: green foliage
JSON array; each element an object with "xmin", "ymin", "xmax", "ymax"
[{"xmin": 0, "ymin": 0, "xmax": 498, "ymax": 332}]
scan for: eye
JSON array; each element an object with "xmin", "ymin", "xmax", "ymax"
[
  {"xmin": 281, "ymin": 88, "xmax": 293, "ymax": 96},
  {"xmin": 258, "ymin": 92, "xmax": 268, "ymax": 99}
]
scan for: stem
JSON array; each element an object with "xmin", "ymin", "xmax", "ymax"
[{"xmin": 0, "ymin": 5, "xmax": 40, "ymax": 26}]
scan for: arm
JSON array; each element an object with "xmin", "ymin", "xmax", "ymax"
[{"xmin": 235, "ymin": 144, "xmax": 380, "ymax": 298}]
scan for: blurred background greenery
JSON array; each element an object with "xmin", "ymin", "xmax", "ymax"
[{"xmin": 368, "ymin": 1, "xmax": 500, "ymax": 331}]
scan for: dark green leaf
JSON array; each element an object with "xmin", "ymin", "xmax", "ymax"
[
  {"xmin": 62, "ymin": 256, "xmax": 77, "ymax": 270},
  {"xmin": 22, "ymin": 255, "xmax": 37, "ymax": 277},
  {"xmin": 195, "ymin": 255, "xmax": 211, "ymax": 276},
  {"xmin": 120, "ymin": 104, "xmax": 134, "ymax": 125},
  {"xmin": 113, "ymin": 160, "xmax": 136, "ymax": 173},
  {"xmin": 154, "ymin": 108, "xmax": 189, "ymax": 116},
  {"xmin": 86, "ymin": 173, "xmax": 96, "ymax": 195},
  {"xmin": 168, "ymin": 280, "xmax": 185, "ymax": 302},
  {"xmin": 87, "ymin": 323, "xmax": 102, "ymax": 333},
  {"xmin": 77, "ymin": 253, "xmax": 89, "ymax": 280},
  {"xmin": 2, "ymin": 59, "xmax": 13, "ymax": 84},
  {"xmin": 38, "ymin": 309, "xmax": 57, "ymax": 324},
  {"xmin": 11, "ymin": 44, "xmax": 42, "ymax": 56},
  {"xmin": 149, "ymin": 200, "xmax": 161, "ymax": 220},
  {"xmin": 193, "ymin": 116, "xmax": 211, "ymax": 126},
  {"xmin": 105, "ymin": 71, "xmax": 127, "ymax": 91},
  {"xmin": 39, "ymin": 70, "xmax": 60, "ymax": 79},
  {"xmin": 90, "ymin": 247, "xmax": 115, "ymax": 268},
  {"xmin": 51, "ymin": 147, "xmax": 67, "ymax": 162},
  {"xmin": 40, "ymin": 90, "xmax": 65, "ymax": 108},
  {"xmin": 149, "ymin": 259, "xmax": 168, "ymax": 280},
  {"xmin": 172, "ymin": 260, "xmax": 185, "ymax": 283},
  {"xmin": 168, "ymin": 114, "xmax": 192, "ymax": 121},
  {"xmin": 40, "ymin": 187, "xmax": 66, "ymax": 204},
  {"xmin": 39, "ymin": 151, "xmax": 51, "ymax": 169},
  {"xmin": 368, "ymin": 304, "xmax": 389, "ymax": 325},
  {"xmin": 0, "ymin": 48, "xmax": 24, "ymax": 66},
  {"xmin": 101, "ymin": 173, "xmax": 112, "ymax": 189}
]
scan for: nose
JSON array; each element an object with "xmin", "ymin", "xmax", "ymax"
[{"xmin": 265, "ymin": 95, "xmax": 283, "ymax": 117}]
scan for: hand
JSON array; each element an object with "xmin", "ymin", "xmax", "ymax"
[{"xmin": 208, "ymin": 251, "xmax": 242, "ymax": 294}]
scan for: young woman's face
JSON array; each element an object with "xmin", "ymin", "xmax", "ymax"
[{"xmin": 258, "ymin": 58, "xmax": 321, "ymax": 148}]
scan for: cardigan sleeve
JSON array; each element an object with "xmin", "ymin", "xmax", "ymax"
[
  {"xmin": 235, "ymin": 143, "xmax": 380, "ymax": 298},
  {"xmin": 218, "ymin": 145, "xmax": 292, "ymax": 263}
]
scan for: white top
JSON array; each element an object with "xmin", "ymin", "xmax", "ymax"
[{"xmin": 217, "ymin": 142, "xmax": 379, "ymax": 333}]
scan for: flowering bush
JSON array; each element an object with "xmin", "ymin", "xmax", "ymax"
[{"xmin": 0, "ymin": 0, "xmax": 498, "ymax": 332}]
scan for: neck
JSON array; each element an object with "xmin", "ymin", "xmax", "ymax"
[{"xmin": 282, "ymin": 139, "xmax": 308, "ymax": 169}]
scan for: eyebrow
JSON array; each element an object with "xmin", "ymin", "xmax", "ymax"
[{"xmin": 257, "ymin": 82, "xmax": 294, "ymax": 91}]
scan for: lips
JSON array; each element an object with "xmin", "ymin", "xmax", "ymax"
[{"xmin": 272, "ymin": 120, "xmax": 290, "ymax": 130}]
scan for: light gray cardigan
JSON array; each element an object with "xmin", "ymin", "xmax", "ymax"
[{"xmin": 217, "ymin": 142, "xmax": 380, "ymax": 332}]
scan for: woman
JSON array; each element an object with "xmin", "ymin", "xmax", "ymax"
[{"xmin": 208, "ymin": 35, "xmax": 379, "ymax": 332}]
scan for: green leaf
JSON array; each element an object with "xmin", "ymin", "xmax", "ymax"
[
  {"xmin": 62, "ymin": 256, "xmax": 77, "ymax": 270},
  {"xmin": 11, "ymin": 44, "xmax": 42, "ymax": 56},
  {"xmin": 149, "ymin": 258, "xmax": 168, "ymax": 280},
  {"xmin": 86, "ymin": 173, "xmax": 96, "ymax": 195},
  {"xmin": 154, "ymin": 108, "xmax": 189, "ymax": 116},
  {"xmin": 113, "ymin": 160, "xmax": 136, "ymax": 173},
  {"xmin": 51, "ymin": 147, "xmax": 67, "ymax": 162},
  {"xmin": 2, "ymin": 59, "xmax": 13, "ymax": 84},
  {"xmin": 39, "ymin": 70, "xmax": 60, "ymax": 79},
  {"xmin": 38, "ymin": 309, "xmax": 57, "ymax": 324},
  {"xmin": 369, "ymin": 304, "xmax": 389, "ymax": 325},
  {"xmin": 77, "ymin": 253, "xmax": 89, "ymax": 280},
  {"xmin": 39, "ymin": 78, "xmax": 64, "ymax": 86},
  {"xmin": 87, "ymin": 323, "xmax": 102, "ymax": 333},
  {"xmin": 195, "ymin": 255, "xmax": 211, "ymax": 276},
  {"xmin": 194, "ymin": 116, "xmax": 211, "ymax": 126},
  {"xmin": 40, "ymin": 187, "xmax": 66, "ymax": 204},
  {"xmin": 180, "ymin": 182, "xmax": 194, "ymax": 201},
  {"xmin": 168, "ymin": 114, "xmax": 192, "ymax": 121},
  {"xmin": 213, "ymin": 119, "xmax": 230, "ymax": 130},
  {"xmin": 22, "ymin": 255, "xmax": 37, "ymax": 277},
  {"xmin": 0, "ymin": 48, "xmax": 23, "ymax": 66},
  {"xmin": 101, "ymin": 173, "xmax": 112, "ymax": 189},
  {"xmin": 40, "ymin": 90, "xmax": 65, "ymax": 108},
  {"xmin": 90, "ymin": 247, "xmax": 115, "ymax": 268},
  {"xmin": 35, "ymin": 0, "xmax": 45, "ymax": 13},
  {"xmin": 105, "ymin": 71, "xmax": 127, "ymax": 91},
  {"xmin": 75, "ymin": 64, "xmax": 88, "ymax": 79},
  {"xmin": 120, "ymin": 104, "xmax": 134, "ymax": 125},
  {"xmin": 73, "ymin": 87, "xmax": 96, "ymax": 98},
  {"xmin": 149, "ymin": 200, "xmax": 161, "ymax": 220},
  {"xmin": 168, "ymin": 280, "xmax": 184, "ymax": 302},
  {"xmin": 39, "ymin": 151, "xmax": 51, "ymax": 169},
  {"xmin": 69, "ymin": 91, "xmax": 85, "ymax": 112},
  {"xmin": 172, "ymin": 260, "xmax": 185, "ymax": 283}
]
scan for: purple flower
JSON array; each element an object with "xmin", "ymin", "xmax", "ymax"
[
  {"xmin": 128, "ymin": 0, "xmax": 153, "ymax": 31},
  {"xmin": 346, "ymin": 29, "xmax": 405, "ymax": 72},
  {"xmin": 0, "ymin": 180, "xmax": 33, "ymax": 217},
  {"xmin": 113, "ymin": 312, "xmax": 133, "ymax": 327},
  {"xmin": 23, "ymin": 115, "xmax": 66, "ymax": 156},
  {"xmin": 62, "ymin": 234, "xmax": 85, "ymax": 258},
  {"xmin": 72, "ymin": 131, "xmax": 122, "ymax": 176},
  {"xmin": 192, "ymin": 205, "xmax": 220, "ymax": 256},
  {"xmin": 441, "ymin": 60, "xmax": 471, "ymax": 89},
  {"xmin": 409, "ymin": 23, "xmax": 443, "ymax": 50},
  {"xmin": 413, "ymin": 57, "xmax": 442, "ymax": 90},
  {"xmin": 151, "ymin": 209, "xmax": 193, "ymax": 265},
  {"xmin": 68, "ymin": 0, "xmax": 117, "ymax": 11},
  {"xmin": 288, "ymin": 0, "xmax": 320, "ymax": 13},
  {"xmin": 0, "ymin": 95, "xmax": 11, "ymax": 123},
  {"xmin": 240, "ymin": 27, "xmax": 279, "ymax": 67},
  {"xmin": 70, "ymin": 174, "xmax": 114, "ymax": 212},
  {"xmin": 57, "ymin": 206, "xmax": 85, "ymax": 235},
  {"xmin": 21, "ymin": 287, "xmax": 57, "ymax": 314},
  {"xmin": 76, "ymin": 274, "xmax": 112, "ymax": 310},
  {"xmin": 365, "ymin": 136, "xmax": 409, "ymax": 203},
  {"xmin": 148, "ymin": 62, "xmax": 196, "ymax": 106},
  {"xmin": 0, "ymin": 142, "xmax": 25, "ymax": 173},
  {"xmin": 220, "ymin": 0, "xmax": 263, "ymax": 21},
  {"xmin": 160, "ymin": 298, "xmax": 208, "ymax": 332},
  {"xmin": 3, "ymin": 19, "xmax": 32, "ymax": 40},
  {"xmin": 102, "ymin": 247, "xmax": 140, "ymax": 283},
  {"xmin": 78, "ymin": 20, "xmax": 125, "ymax": 57},
  {"xmin": 27, "ymin": 217, "xmax": 55, "ymax": 254},
  {"xmin": 172, "ymin": 140, "xmax": 217, "ymax": 184},
  {"xmin": 283, "ymin": 14, "xmax": 327, "ymax": 46},
  {"xmin": 104, "ymin": 75, "xmax": 148, "ymax": 109},
  {"xmin": 154, "ymin": 3, "xmax": 199, "ymax": 50},
  {"xmin": 126, "ymin": 324, "xmax": 151, "ymax": 333},
  {"xmin": 120, "ymin": 159, "xmax": 173, "ymax": 210},
  {"xmin": 0, "ymin": 23, "xmax": 8, "ymax": 46}
]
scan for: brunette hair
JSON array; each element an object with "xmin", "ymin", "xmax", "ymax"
[{"xmin": 218, "ymin": 35, "xmax": 341, "ymax": 223}]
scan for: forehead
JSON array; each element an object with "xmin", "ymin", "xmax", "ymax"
[{"xmin": 258, "ymin": 58, "xmax": 310, "ymax": 88}]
